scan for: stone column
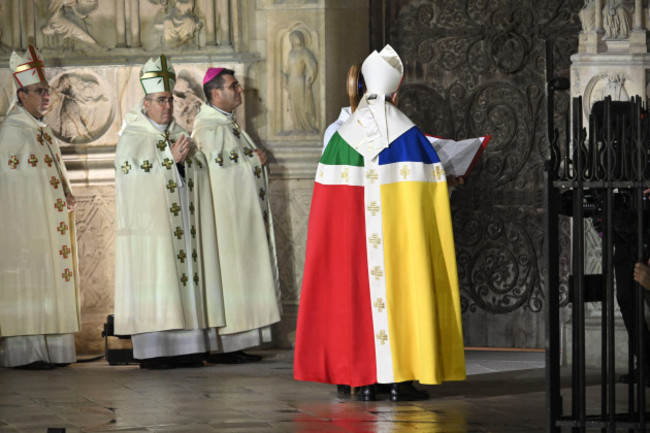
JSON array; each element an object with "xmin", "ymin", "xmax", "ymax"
[
  {"xmin": 129, "ymin": 0, "xmax": 141, "ymax": 48},
  {"xmin": 634, "ymin": 0, "xmax": 643, "ymax": 30},
  {"xmin": 116, "ymin": 0, "xmax": 127, "ymax": 47},
  {"xmin": 11, "ymin": 0, "xmax": 22, "ymax": 49},
  {"xmin": 595, "ymin": 0, "xmax": 603, "ymax": 31}
]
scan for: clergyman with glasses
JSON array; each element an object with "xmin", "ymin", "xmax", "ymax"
[
  {"xmin": 113, "ymin": 55, "xmax": 225, "ymax": 369},
  {"xmin": 191, "ymin": 68, "xmax": 281, "ymax": 364},
  {"xmin": 0, "ymin": 45, "xmax": 80, "ymax": 369}
]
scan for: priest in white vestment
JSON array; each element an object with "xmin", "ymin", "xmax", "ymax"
[
  {"xmin": 114, "ymin": 55, "xmax": 225, "ymax": 369},
  {"xmin": 0, "ymin": 45, "xmax": 80, "ymax": 369},
  {"xmin": 192, "ymin": 68, "xmax": 281, "ymax": 363}
]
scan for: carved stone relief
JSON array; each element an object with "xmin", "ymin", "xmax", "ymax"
[
  {"xmin": 171, "ymin": 68, "xmax": 204, "ymax": 133},
  {"xmin": 41, "ymin": 0, "xmax": 103, "ymax": 52},
  {"xmin": 582, "ymin": 71, "xmax": 632, "ymax": 117},
  {"xmin": 45, "ymin": 71, "xmax": 114, "ymax": 144}
]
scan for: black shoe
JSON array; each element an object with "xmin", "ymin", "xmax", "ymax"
[
  {"xmin": 12, "ymin": 361, "xmax": 56, "ymax": 370},
  {"xmin": 389, "ymin": 382, "xmax": 429, "ymax": 401},
  {"xmin": 139, "ymin": 361, "xmax": 176, "ymax": 370},
  {"xmin": 356, "ymin": 384, "xmax": 376, "ymax": 401},
  {"xmin": 205, "ymin": 350, "xmax": 262, "ymax": 364},
  {"xmin": 336, "ymin": 384, "xmax": 351, "ymax": 395},
  {"xmin": 375, "ymin": 383, "xmax": 391, "ymax": 394}
]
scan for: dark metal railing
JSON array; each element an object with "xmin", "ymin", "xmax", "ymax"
[{"xmin": 546, "ymin": 95, "xmax": 650, "ymax": 432}]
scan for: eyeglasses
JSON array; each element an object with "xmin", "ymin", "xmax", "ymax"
[
  {"xmin": 219, "ymin": 81, "xmax": 241, "ymax": 91},
  {"xmin": 24, "ymin": 87, "xmax": 50, "ymax": 96},
  {"xmin": 147, "ymin": 97, "xmax": 174, "ymax": 106}
]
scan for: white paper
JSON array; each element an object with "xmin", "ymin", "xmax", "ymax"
[{"xmin": 426, "ymin": 135, "xmax": 486, "ymax": 177}]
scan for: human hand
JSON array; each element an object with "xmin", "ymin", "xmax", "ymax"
[
  {"xmin": 634, "ymin": 259, "xmax": 650, "ymax": 291},
  {"xmin": 171, "ymin": 135, "xmax": 192, "ymax": 163},
  {"xmin": 447, "ymin": 175, "xmax": 465, "ymax": 187},
  {"xmin": 255, "ymin": 148, "xmax": 268, "ymax": 166},
  {"xmin": 65, "ymin": 191, "xmax": 76, "ymax": 211}
]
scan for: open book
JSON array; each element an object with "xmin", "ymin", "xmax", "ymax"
[{"xmin": 426, "ymin": 134, "xmax": 491, "ymax": 179}]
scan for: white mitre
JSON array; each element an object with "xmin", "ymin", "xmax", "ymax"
[
  {"xmin": 140, "ymin": 54, "xmax": 176, "ymax": 95},
  {"xmin": 361, "ymin": 44, "xmax": 403, "ymax": 96},
  {"xmin": 10, "ymin": 44, "xmax": 47, "ymax": 88}
]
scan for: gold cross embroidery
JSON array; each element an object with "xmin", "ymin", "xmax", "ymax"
[
  {"xmin": 180, "ymin": 273, "xmax": 188, "ymax": 286},
  {"xmin": 376, "ymin": 330, "xmax": 388, "ymax": 345},
  {"xmin": 57, "ymin": 221, "xmax": 68, "ymax": 235},
  {"xmin": 318, "ymin": 169, "xmax": 324, "ymax": 178},
  {"xmin": 162, "ymin": 158, "xmax": 173, "ymax": 169},
  {"xmin": 177, "ymin": 250, "xmax": 186, "ymax": 263},
  {"xmin": 59, "ymin": 245, "xmax": 71, "ymax": 259},
  {"xmin": 174, "ymin": 226, "xmax": 183, "ymax": 239},
  {"xmin": 253, "ymin": 166, "xmax": 262, "ymax": 178},
  {"xmin": 55, "ymin": 198, "xmax": 66, "ymax": 212},
  {"xmin": 166, "ymin": 180, "xmax": 177, "ymax": 193},
  {"xmin": 188, "ymin": 179, "xmax": 194, "ymax": 191},
  {"xmin": 186, "ymin": 158, "xmax": 193, "ymax": 168},
  {"xmin": 62, "ymin": 268, "xmax": 72, "ymax": 282},
  {"xmin": 341, "ymin": 167, "xmax": 349, "ymax": 183},
  {"xmin": 140, "ymin": 160, "xmax": 153, "ymax": 172},
  {"xmin": 121, "ymin": 161, "xmax": 131, "ymax": 174},
  {"xmin": 371, "ymin": 266, "xmax": 383, "ymax": 281},
  {"xmin": 244, "ymin": 147, "xmax": 253, "ymax": 157},
  {"xmin": 28, "ymin": 154, "xmax": 38, "ymax": 167},
  {"xmin": 170, "ymin": 203, "xmax": 181, "ymax": 216},
  {"xmin": 259, "ymin": 188, "xmax": 266, "ymax": 201},
  {"xmin": 157, "ymin": 140, "xmax": 167, "ymax": 151},
  {"xmin": 216, "ymin": 153, "xmax": 224, "ymax": 166},
  {"xmin": 367, "ymin": 201, "xmax": 380, "ymax": 216},
  {"xmin": 229, "ymin": 150, "xmax": 239, "ymax": 163},
  {"xmin": 44, "ymin": 155, "xmax": 53, "ymax": 167},
  {"xmin": 400, "ymin": 164, "xmax": 411, "ymax": 180},
  {"xmin": 366, "ymin": 169, "xmax": 378, "ymax": 184},
  {"xmin": 8, "ymin": 155, "xmax": 18, "ymax": 169},
  {"xmin": 196, "ymin": 159, "xmax": 203, "ymax": 169},
  {"xmin": 369, "ymin": 233, "xmax": 381, "ymax": 249},
  {"xmin": 374, "ymin": 298, "xmax": 386, "ymax": 313},
  {"xmin": 193, "ymin": 273, "xmax": 199, "ymax": 285},
  {"xmin": 189, "ymin": 202, "xmax": 195, "ymax": 215},
  {"xmin": 191, "ymin": 225, "xmax": 196, "ymax": 239},
  {"xmin": 435, "ymin": 165, "xmax": 442, "ymax": 181},
  {"xmin": 192, "ymin": 249, "xmax": 198, "ymax": 262},
  {"xmin": 232, "ymin": 121, "xmax": 241, "ymax": 138},
  {"xmin": 50, "ymin": 176, "xmax": 60, "ymax": 189}
]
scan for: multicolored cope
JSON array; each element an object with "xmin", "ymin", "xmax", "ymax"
[
  {"xmin": 114, "ymin": 104, "xmax": 225, "ymax": 335},
  {"xmin": 294, "ymin": 103, "xmax": 466, "ymax": 387},
  {"xmin": 0, "ymin": 105, "xmax": 80, "ymax": 337},
  {"xmin": 192, "ymin": 103, "xmax": 281, "ymax": 336}
]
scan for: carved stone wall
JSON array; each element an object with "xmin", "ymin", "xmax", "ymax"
[
  {"xmin": 375, "ymin": 0, "xmax": 583, "ymax": 348},
  {"xmin": 0, "ymin": 0, "xmax": 370, "ymax": 354}
]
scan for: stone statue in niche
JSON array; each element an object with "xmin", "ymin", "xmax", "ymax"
[
  {"xmin": 597, "ymin": 73, "xmax": 629, "ymax": 100},
  {"xmin": 579, "ymin": 0, "xmax": 596, "ymax": 32},
  {"xmin": 172, "ymin": 70, "xmax": 203, "ymax": 133},
  {"xmin": 41, "ymin": 0, "xmax": 102, "ymax": 52},
  {"xmin": 602, "ymin": 0, "xmax": 634, "ymax": 39},
  {"xmin": 283, "ymin": 29, "xmax": 318, "ymax": 133},
  {"xmin": 162, "ymin": 0, "xmax": 203, "ymax": 48},
  {"xmin": 46, "ymin": 72, "xmax": 113, "ymax": 144}
]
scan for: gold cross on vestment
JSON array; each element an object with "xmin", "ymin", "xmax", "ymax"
[
  {"xmin": 259, "ymin": 188, "xmax": 266, "ymax": 201},
  {"xmin": 166, "ymin": 180, "xmax": 177, "ymax": 193},
  {"xmin": 8, "ymin": 155, "xmax": 18, "ymax": 169},
  {"xmin": 44, "ymin": 155, "xmax": 53, "ymax": 167},
  {"xmin": 232, "ymin": 121, "xmax": 241, "ymax": 138},
  {"xmin": 191, "ymin": 225, "xmax": 196, "ymax": 239},
  {"xmin": 186, "ymin": 158, "xmax": 193, "ymax": 168},
  {"xmin": 253, "ymin": 166, "xmax": 262, "ymax": 178},
  {"xmin": 400, "ymin": 165, "xmax": 411, "ymax": 180},
  {"xmin": 193, "ymin": 273, "xmax": 199, "ymax": 285},
  {"xmin": 162, "ymin": 158, "xmax": 173, "ymax": 169},
  {"xmin": 371, "ymin": 266, "xmax": 383, "ymax": 281},
  {"xmin": 57, "ymin": 221, "xmax": 68, "ymax": 235},
  {"xmin": 180, "ymin": 273, "xmax": 188, "ymax": 286},
  {"xmin": 140, "ymin": 160, "xmax": 153, "ymax": 172},
  {"xmin": 189, "ymin": 202, "xmax": 195, "ymax": 215},
  {"xmin": 374, "ymin": 298, "xmax": 386, "ymax": 313},
  {"xmin": 376, "ymin": 330, "xmax": 388, "ymax": 345},
  {"xmin": 244, "ymin": 147, "xmax": 253, "ymax": 157},
  {"xmin": 170, "ymin": 202, "xmax": 181, "ymax": 216},
  {"xmin": 50, "ymin": 176, "xmax": 60, "ymax": 189},
  {"xmin": 341, "ymin": 167, "xmax": 349, "ymax": 183},
  {"xmin": 366, "ymin": 169, "xmax": 378, "ymax": 184},
  {"xmin": 216, "ymin": 153, "xmax": 224, "ymax": 166},
  {"xmin": 192, "ymin": 249, "xmax": 198, "ymax": 262},
  {"xmin": 55, "ymin": 198, "xmax": 66, "ymax": 212},
  {"xmin": 367, "ymin": 201, "xmax": 380, "ymax": 216},
  {"xmin": 188, "ymin": 179, "xmax": 194, "ymax": 191},
  {"xmin": 174, "ymin": 226, "xmax": 183, "ymax": 239},
  {"xmin": 121, "ymin": 161, "xmax": 131, "ymax": 174},
  {"xmin": 62, "ymin": 268, "xmax": 72, "ymax": 282},
  {"xmin": 157, "ymin": 140, "xmax": 167, "ymax": 151},
  {"xmin": 177, "ymin": 250, "xmax": 186, "ymax": 263},
  {"xmin": 229, "ymin": 150, "xmax": 239, "ymax": 163},
  {"xmin": 59, "ymin": 245, "xmax": 71, "ymax": 259},
  {"xmin": 28, "ymin": 154, "xmax": 38, "ymax": 167},
  {"xmin": 196, "ymin": 159, "xmax": 203, "ymax": 169},
  {"xmin": 369, "ymin": 233, "xmax": 381, "ymax": 249},
  {"xmin": 435, "ymin": 165, "xmax": 442, "ymax": 181}
]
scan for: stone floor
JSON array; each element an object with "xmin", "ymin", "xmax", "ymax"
[{"xmin": 0, "ymin": 348, "xmax": 639, "ymax": 432}]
